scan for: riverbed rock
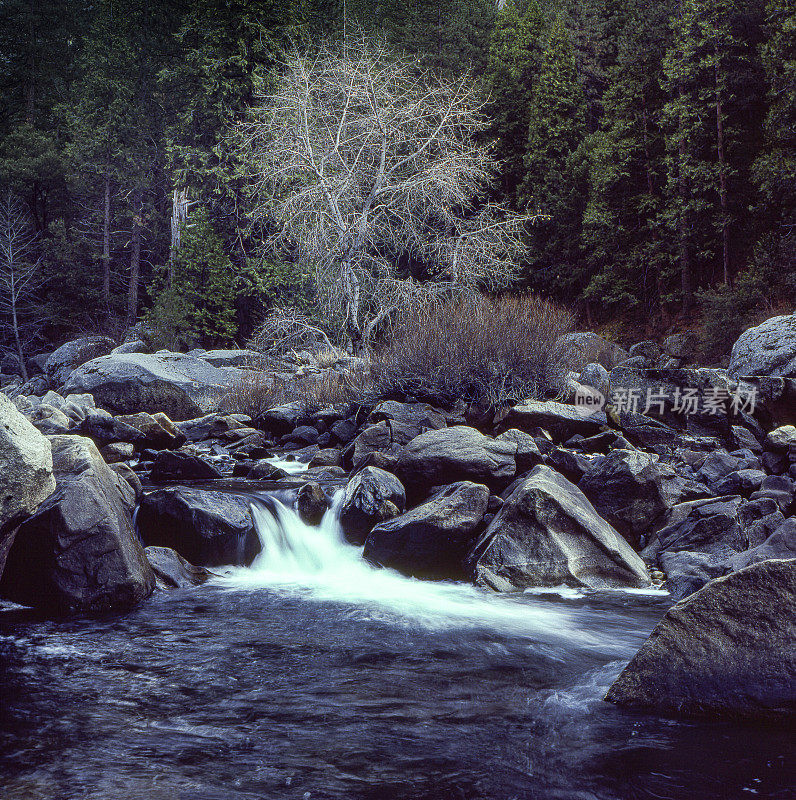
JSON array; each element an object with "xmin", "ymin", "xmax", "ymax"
[
  {"xmin": 728, "ymin": 313, "xmax": 796, "ymax": 379},
  {"xmin": 145, "ymin": 546, "xmax": 210, "ymax": 590},
  {"xmin": 137, "ymin": 488, "xmax": 260, "ymax": 567},
  {"xmin": 469, "ymin": 465, "xmax": 651, "ymax": 591},
  {"xmin": 26, "ymin": 403, "xmax": 72, "ymax": 435},
  {"xmin": 0, "ymin": 435, "xmax": 154, "ymax": 612},
  {"xmin": 561, "ymin": 332, "xmax": 629, "ymax": 371},
  {"xmin": 115, "ymin": 411, "xmax": 185, "ymax": 450},
  {"xmin": 46, "ymin": 335, "xmax": 116, "ymax": 387},
  {"xmin": 340, "ymin": 467, "xmax": 406, "ymax": 545},
  {"xmin": 62, "ymin": 351, "xmax": 245, "ymax": 420},
  {"xmin": 397, "ymin": 426, "xmax": 516, "ymax": 499},
  {"xmin": 728, "ymin": 518, "xmax": 796, "ymax": 570},
  {"xmin": 605, "ymin": 559, "xmax": 796, "ymax": 718},
  {"xmin": 364, "ymin": 481, "xmax": 489, "ymax": 579},
  {"xmin": 504, "ymin": 400, "xmax": 607, "ymax": 442},
  {"xmin": 149, "ymin": 450, "xmax": 223, "ymax": 482},
  {"xmin": 579, "ymin": 449, "xmax": 674, "ymax": 546},
  {"xmin": 296, "ymin": 481, "xmax": 329, "ymax": 525},
  {"xmin": 99, "ymin": 441, "xmax": 135, "ymax": 464},
  {"xmin": 495, "ymin": 429, "xmax": 543, "ymax": 474},
  {"xmin": 0, "ymin": 393, "xmax": 56, "ymax": 579}
]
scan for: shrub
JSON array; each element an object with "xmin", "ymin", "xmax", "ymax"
[{"xmin": 369, "ymin": 293, "xmax": 576, "ymax": 407}]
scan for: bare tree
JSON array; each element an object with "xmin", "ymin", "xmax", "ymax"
[
  {"xmin": 240, "ymin": 36, "xmax": 536, "ymax": 351},
  {"xmin": 0, "ymin": 190, "xmax": 44, "ymax": 380}
]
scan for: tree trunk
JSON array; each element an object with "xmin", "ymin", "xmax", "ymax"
[
  {"xmin": 677, "ymin": 88, "xmax": 692, "ymax": 313},
  {"xmin": 715, "ymin": 56, "xmax": 730, "ymax": 287},
  {"xmin": 341, "ymin": 257, "xmax": 363, "ymax": 353},
  {"xmin": 102, "ymin": 176, "xmax": 111, "ymax": 305},
  {"xmin": 127, "ymin": 192, "xmax": 141, "ymax": 326},
  {"xmin": 169, "ymin": 188, "xmax": 188, "ymax": 285},
  {"xmin": 11, "ymin": 297, "xmax": 28, "ymax": 382}
]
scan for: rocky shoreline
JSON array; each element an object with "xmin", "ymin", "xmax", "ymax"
[{"xmin": 0, "ymin": 313, "xmax": 794, "ymax": 720}]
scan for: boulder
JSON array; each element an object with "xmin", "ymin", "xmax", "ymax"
[
  {"xmin": 663, "ymin": 332, "xmax": 699, "ymax": 362},
  {"xmin": 397, "ymin": 426, "xmax": 516, "ymax": 498},
  {"xmin": 309, "ymin": 448, "xmax": 344, "ymax": 469},
  {"xmin": 578, "ymin": 363, "xmax": 610, "ymax": 397},
  {"xmin": 0, "ymin": 394, "xmax": 56, "ymax": 579},
  {"xmin": 296, "ymin": 481, "xmax": 329, "ymax": 525},
  {"xmin": 469, "ymin": 465, "xmax": 651, "ymax": 591},
  {"xmin": 560, "ymin": 332, "xmax": 629, "ymax": 371},
  {"xmin": 45, "ymin": 335, "xmax": 116, "ymax": 386},
  {"xmin": 62, "ymin": 351, "xmax": 245, "ymax": 420},
  {"xmin": 729, "ymin": 519, "xmax": 796, "ymax": 570},
  {"xmin": 579, "ymin": 449, "xmax": 674, "ymax": 545},
  {"xmin": 149, "ymin": 450, "xmax": 223, "ymax": 482},
  {"xmin": 660, "ymin": 550, "xmax": 727, "ymax": 601},
  {"xmin": 765, "ymin": 425, "xmax": 796, "ymax": 452},
  {"xmin": 257, "ymin": 403, "xmax": 305, "ymax": 436},
  {"xmin": 109, "ymin": 462, "xmax": 142, "ymax": 500},
  {"xmin": 605, "ymin": 559, "xmax": 796, "ymax": 718},
  {"xmin": 495, "ymin": 429, "xmax": 543, "ymax": 473},
  {"xmin": 190, "ymin": 348, "xmax": 260, "ymax": 368},
  {"xmin": 629, "ymin": 341, "xmax": 660, "ymax": 361},
  {"xmin": 100, "ymin": 442, "xmax": 135, "ymax": 464},
  {"xmin": 504, "ymin": 400, "xmax": 607, "ymax": 441},
  {"xmin": 176, "ymin": 413, "xmax": 252, "ymax": 443},
  {"xmin": 364, "ymin": 481, "xmax": 489, "ymax": 579},
  {"xmin": 26, "ymin": 403, "xmax": 72, "ymax": 435},
  {"xmin": 0, "ymin": 435, "xmax": 154, "ymax": 612},
  {"xmin": 115, "ymin": 411, "xmax": 185, "ymax": 450},
  {"xmin": 340, "ymin": 467, "xmax": 406, "ymax": 545},
  {"xmin": 367, "ymin": 401, "xmax": 446, "ymax": 440},
  {"xmin": 728, "ymin": 313, "xmax": 796, "ymax": 379},
  {"xmin": 137, "ymin": 488, "xmax": 260, "ymax": 567},
  {"xmin": 145, "ymin": 546, "xmax": 210, "ymax": 590},
  {"xmin": 345, "ymin": 421, "xmax": 403, "ymax": 472},
  {"xmin": 78, "ymin": 408, "xmax": 146, "ymax": 446}
]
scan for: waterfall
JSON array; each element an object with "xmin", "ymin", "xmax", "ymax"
[{"xmin": 217, "ymin": 492, "xmax": 646, "ymax": 655}]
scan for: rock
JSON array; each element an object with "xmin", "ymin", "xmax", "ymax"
[
  {"xmin": 100, "ymin": 442, "xmax": 135, "ymax": 464},
  {"xmin": 111, "ymin": 340, "xmax": 147, "ymax": 355},
  {"xmin": 560, "ymin": 332, "xmax": 629, "ymax": 371},
  {"xmin": 309, "ymin": 448, "xmax": 343, "ymax": 469},
  {"xmin": 329, "ymin": 418, "xmax": 358, "ymax": 445},
  {"xmin": 78, "ymin": 408, "xmax": 146, "ymax": 447},
  {"xmin": 345, "ymin": 421, "xmax": 402, "ymax": 472},
  {"xmin": 578, "ymin": 362, "xmax": 610, "ymax": 397},
  {"xmin": 605, "ymin": 559, "xmax": 796, "ymax": 718},
  {"xmin": 364, "ymin": 481, "xmax": 489, "ymax": 579},
  {"xmin": 696, "ymin": 450, "xmax": 748, "ymax": 491},
  {"xmin": 629, "ymin": 341, "xmax": 660, "ymax": 361},
  {"xmin": 579, "ymin": 449, "xmax": 674, "ymax": 546},
  {"xmin": 115, "ymin": 411, "xmax": 185, "ymax": 450},
  {"xmin": 397, "ymin": 426, "xmax": 516, "ymax": 498},
  {"xmin": 246, "ymin": 460, "xmax": 289, "ymax": 480},
  {"xmin": 765, "ymin": 425, "xmax": 796, "ymax": 452},
  {"xmin": 0, "ymin": 394, "xmax": 56, "ymax": 579},
  {"xmin": 0, "ymin": 435, "xmax": 154, "ymax": 612},
  {"xmin": 663, "ymin": 332, "xmax": 699, "ymax": 362},
  {"xmin": 738, "ymin": 497, "xmax": 786, "ymax": 548},
  {"xmin": 190, "ymin": 348, "xmax": 260, "ymax": 368},
  {"xmin": 149, "ymin": 450, "xmax": 223, "ymax": 482},
  {"xmin": 495, "ymin": 429, "xmax": 543, "ymax": 473},
  {"xmin": 732, "ymin": 424, "xmax": 763, "ymax": 454},
  {"xmin": 616, "ymin": 411, "xmax": 683, "ymax": 453},
  {"xmin": 62, "ymin": 351, "xmax": 246, "ymax": 420},
  {"xmin": 45, "ymin": 335, "xmax": 116, "ymax": 386},
  {"xmin": 728, "ymin": 313, "xmax": 796, "ymax": 379},
  {"xmin": 257, "ymin": 403, "xmax": 305, "ymax": 436},
  {"xmin": 340, "ymin": 467, "xmax": 406, "ymax": 545},
  {"xmin": 749, "ymin": 475, "xmax": 794, "ymax": 513},
  {"xmin": 644, "ymin": 497, "xmax": 748, "ymax": 563},
  {"xmin": 729, "ymin": 519, "xmax": 796, "ymax": 570},
  {"xmin": 504, "ymin": 400, "xmax": 607, "ymax": 442},
  {"xmin": 714, "ymin": 469, "xmax": 766, "ymax": 496},
  {"xmin": 109, "ymin": 462, "xmax": 142, "ymax": 500},
  {"xmin": 544, "ymin": 446, "xmax": 593, "ymax": 483},
  {"xmin": 176, "ymin": 413, "xmax": 251, "ymax": 443},
  {"xmin": 368, "ymin": 401, "xmax": 446, "ymax": 440},
  {"xmin": 296, "ymin": 482, "xmax": 329, "ymax": 525},
  {"xmin": 469, "ymin": 465, "xmax": 650, "ymax": 591},
  {"xmin": 284, "ymin": 425, "xmax": 319, "ymax": 445},
  {"xmin": 660, "ymin": 550, "xmax": 727, "ymax": 601},
  {"xmin": 137, "ymin": 488, "xmax": 260, "ymax": 567},
  {"xmin": 26, "ymin": 403, "xmax": 72, "ymax": 435},
  {"xmin": 145, "ymin": 546, "xmax": 210, "ymax": 590}
]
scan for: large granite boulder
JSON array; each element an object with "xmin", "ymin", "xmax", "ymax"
[
  {"xmin": 340, "ymin": 467, "xmax": 406, "ymax": 545},
  {"xmin": 606, "ymin": 559, "xmax": 796, "ymax": 718},
  {"xmin": 504, "ymin": 400, "xmax": 607, "ymax": 441},
  {"xmin": 728, "ymin": 518, "xmax": 796, "ymax": 571},
  {"xmin": 364, "ymin": 481, "xmax": 489, "ymax": 579},
  {"xmin": 0, "ymin": 435, "xmax": 154, "ymax": 612},
  {"xmin": 397, "ymin": 426, "xmax": 516, "ymax": 498},
  {"xmin": 0, "ymin": 394, "xmax": 56, "ymax": 579},
  {"xmin": 579, "ymin": 449, "xmax": 675, "ymax": 546},
  {"xmin": 137, "ymin": 488, "xmax": 260, "ymax": 566},
  {"xmin": 145, "ymin": 546, "xmax": 210, "ymax": 590},
  {"xmin": 469, "ymin": 465, "xmax": 650, "ymax": 591},
  {"xmin": 149, "ymin": 450, "xmax": 223, "ymax": 482},
  {"xmin": 45, "ymin": 335, "xmax": 116, "ymax": 387},
  {"xmin": 728, "ymin": 313, "xmax": 796, "ymax": 379},
  {"xmin": 62, "ymin": 351, "xmax": 245, "ymax": 420}
]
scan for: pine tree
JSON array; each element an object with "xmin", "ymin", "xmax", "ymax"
[
  {"xmin": 520, "ymin": 13, "xmax": 588, "ymax": 300},
  {"xmin": 486, "ymin": 0, "xmax": 543, "ymax": 200}
]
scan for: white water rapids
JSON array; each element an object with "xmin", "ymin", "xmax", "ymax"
[{"xmin": 219, "ymin": 492, "xmax": 660, "ymax": 657}]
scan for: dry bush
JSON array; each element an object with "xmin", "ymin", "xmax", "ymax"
[
  {"xmin": 247, "ymin": 308, "xmax": 336, "ymax": 368},
  {"xmin": 370, "ymin": 293, "xmax": 576, "ymax": 406},
  {"xmin": 221, "ymin": 363, "xmax": 372, "ymax": 418}
]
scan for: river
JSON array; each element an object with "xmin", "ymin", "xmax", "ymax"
[{"xmin": 0, "ymin": 493, "xmax": 790, "ymax": 799}]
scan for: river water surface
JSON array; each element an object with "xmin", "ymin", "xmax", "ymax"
[{"xmin": 0, "ymin": 495, "xmax": 790, "ymax": 799}]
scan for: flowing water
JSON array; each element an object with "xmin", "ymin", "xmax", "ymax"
[{"xmin": 0, "ymin": 493, "xmax": 790, "ymax": 800}]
